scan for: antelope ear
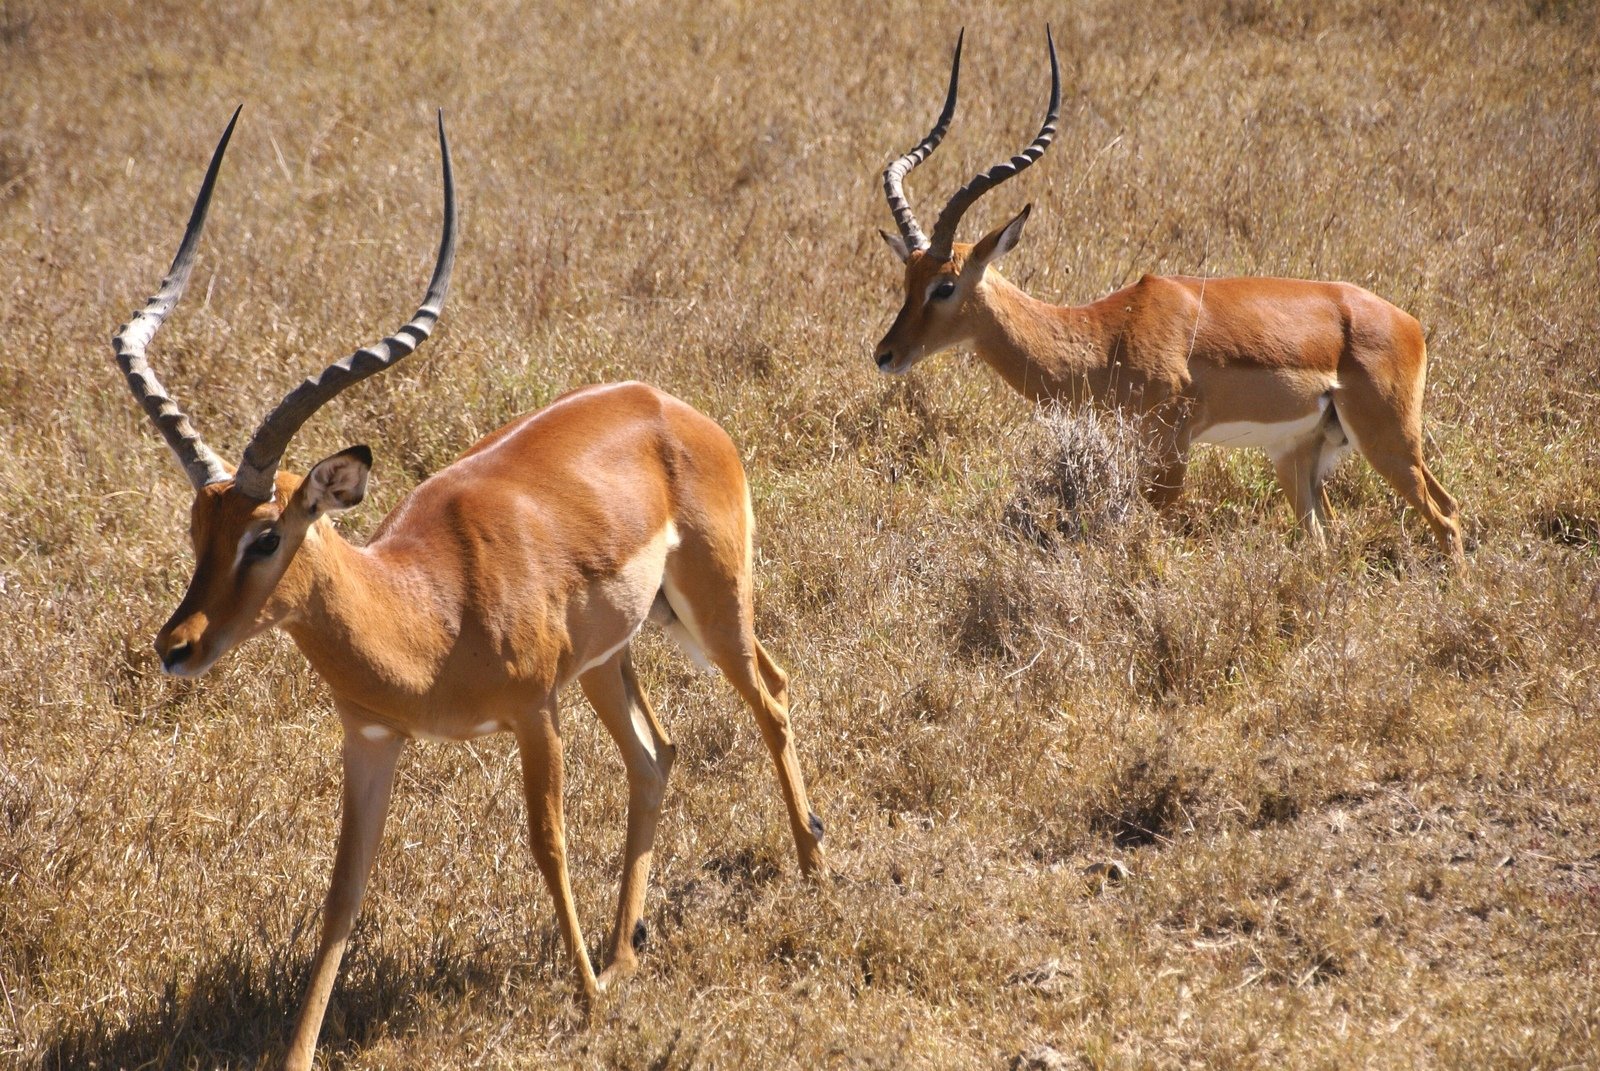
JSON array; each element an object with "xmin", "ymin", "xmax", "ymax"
[
  {"xmin": 967, "ymin": 204, "xmax": 1032, "ymax": 273},
  {"xmin": 879, "ymin": 228, "xmax": 912, "ymax": 264},
  {"xmin": 296, "ymin": 445, "xmax": 372, "ymax": 518}
]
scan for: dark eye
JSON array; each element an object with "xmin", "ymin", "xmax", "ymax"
[
  {"xmin": 247, "ymin": 530, "xmax": 281, "ymax": 559},
  {"xmin": 931, "ymin": 280, "xmax": 957, "ymax": 301}
]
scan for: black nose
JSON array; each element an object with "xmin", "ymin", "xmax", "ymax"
[
  {"xmin": 161, "ymin": 641, "xmax": 193, "ymax": 671},
  {"xmin": 876, "ymin": 349, "xmax": 894, "ymax": 369}
]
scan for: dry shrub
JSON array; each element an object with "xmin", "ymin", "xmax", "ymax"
[
  {"xmin": 1114, "ymin": 539, "xmax": 1328, "ymax": 706},
  {"xmin": 1088, "ymin": 749, "xmax": 1207, "ymax": 849},
  {"xmin": 950, "ymin": 550, "xmax": 1063, "ymax": 666},
  {"xmin": 1424, "ymin": 595, "xmax": 1526, "ymax": 680},
  {"xmin": 1536, "ymin": 508, "xmax": 1600, "ymax": 551},
  {"xmin": 1003, "ymin": 405, "xmax": 1149, "ymax": 549}
]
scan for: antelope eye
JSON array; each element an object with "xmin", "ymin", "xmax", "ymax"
[
  {"xmin": 247, "ymin": 530, "xmax": 281, "ymax": 558},
  {"xmin": 931, "ymin": 280, "xmax": 957, "ymax": 301}
]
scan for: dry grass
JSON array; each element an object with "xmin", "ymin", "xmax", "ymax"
[{"xmin": 3, "ymin": 1, "xmax": 1599, "ymax": 1068}]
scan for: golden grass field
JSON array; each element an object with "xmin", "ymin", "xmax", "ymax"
[{"xmin": 3, "ymin": 1, "xmax": 1598, "ymax": 1067}]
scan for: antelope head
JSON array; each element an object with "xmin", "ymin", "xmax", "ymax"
[
  {"xmin": 112, "ymin": 108, "xmax": 458, "ymax": 676},
  {"xmin": 874, "ymin": 29, "xmax": 1060, "ymax": 375}
]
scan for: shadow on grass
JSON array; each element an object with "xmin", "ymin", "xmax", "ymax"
[{"xmin": 40, "ymin": 937, "xmax": 504, "ymax": 1071}]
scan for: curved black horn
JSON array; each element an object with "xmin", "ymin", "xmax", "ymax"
[
  {"xmin": 882, "ymin": 29, "xmax": 963, "ymax": 253},
  {"xmin": 927, "ymin": 26, "xmax": 1059, "ymax": 261},
  {"xmin": 233, "ymin": 110, "xmax": 459, "ymax": 501},
  {"xmin": 112, "ymin": 107, "xmax": 242, "ymax": 489}
]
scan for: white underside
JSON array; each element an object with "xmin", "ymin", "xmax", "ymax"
[
  {"xmin": 1194, "ymin": 400, "xmax": 1330, "ymax": 451},
  {"xmin": 658, "ymin": 574, "xmax": 716, "ymax": 673},
  {"xmin": 571, "ymin": 624, "xmax": 644, "ymax": 679},
  {"xmin": 363, "ymin": 719, "xmax": 504, "ymax": 743},
  {"xmin": 663, "ymin": 615, "xmax": 714, "ymax": 672},
  {"xmin": 1315, "ymin": 434, "xmax": 1355, "ymax": 485},
  {"xmin": 1193, "ymin": 395, "xmax": 1359, "ymax": 494}
]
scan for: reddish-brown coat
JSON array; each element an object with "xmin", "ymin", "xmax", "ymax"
[
  {"xmin": 155, "ymin": 381, "xmax": 824, "ymax": 1069},
  {"xmin": 877, "ymin": 241, "xmax": 1460, "ymax": 556}
]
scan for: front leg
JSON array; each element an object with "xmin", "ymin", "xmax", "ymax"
[
  {"xmin": 283, "ymin": 718, "xmax": 405, "ymax": 1071},
  {"xmin": 1141, "ymin": 412, "xmax": 1192, "ymax": 511},
  {"xmin": 515, "ymin": 701, "xmax": 602, "ymax": 1008},
  {"xmin": 579, "ymin": 648, "xmax": 676, "ymax": 990}
]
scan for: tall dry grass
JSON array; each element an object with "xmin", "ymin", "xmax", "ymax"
[{"xmin": 2, "ymin": 1, "xmax": 1597, "ymax": 1068}]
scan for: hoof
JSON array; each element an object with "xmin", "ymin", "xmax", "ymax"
[
  {"xmin": 632, "ymin": 918, "xmax": 649, "ymax": 953},
  {"xmin": 596, "ymin": 955, "xmax": 639, "ymax": 992}
]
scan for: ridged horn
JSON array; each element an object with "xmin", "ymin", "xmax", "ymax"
[
  {"xmin": 112, "ymin": 107, "xmax": 241, "ymax": 490},
  {"xmin": 882, "ymin": 29, "xmax": 963, "ymax": 254},
  {"xmin": 232, "ymin": 110, "xmax": 458, "ymax": 502},
  {"xmin": 927, "ymin": 26, "xmax": 1060, "ymax": 262}
]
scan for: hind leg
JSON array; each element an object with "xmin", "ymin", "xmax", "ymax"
[
  {"xmin": 663, "ymin": 546, "xmax": 825, "ymax": 877},
  {"xmin": 756, "ymin": 641, "xmax": 790, "ymax": 709},
  {"xmin": 1337, "ymin": 392, "xmax": 1463, "ymax": 560},
  {"xmin": 579, "ymin": 647, "xmax": 675, "ymax": 989},
  {"xmin": 1383, "ymin": 453, "xmax": 1463, "ymax": 560},
  {"xmin": 750, "ymin": 641, "xmax": 824, "ymax": 864},
  {"xmin": 1317, "ymin": 484, "xmax": 1337, "ymax": 522},
  {"xmin": 1269, "ymin": 437, "xmax": 1333, "ymax": 547},
  {"xmin": 1422, "ymin": 465, "xmax": 1460, "ymax": 523},
  {"xmin": 722, "ymin": 635, "xmax": 826, "ymax": 877}
]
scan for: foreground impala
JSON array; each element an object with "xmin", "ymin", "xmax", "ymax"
[
  {"xmin": 115, "ymin": 110, "xmax": 824, "ymax": 1070},
  {"xmin": 876, "ymin": 30, "xmax": 1463, "ymax": 558}
]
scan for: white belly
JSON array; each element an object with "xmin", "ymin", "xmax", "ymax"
[
  {"xmin": 1194, "ymin": 402, "xmax": 1329, "ymax": 450},
  {"xmin": 357, "ymin": 718, "xmax": 504, "ymax": 743}
]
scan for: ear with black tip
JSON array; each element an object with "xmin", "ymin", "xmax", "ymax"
[
  {"xmin": 966, "ymin": 204, "xmax": 1032, "ymax": 273},
  {"xmin": 879, "ymin": 228, "xmax": 913, "ymax": 264},
  {"xmin": 297, "ymin": 445, "xmax": 372, "ymax": 518}
]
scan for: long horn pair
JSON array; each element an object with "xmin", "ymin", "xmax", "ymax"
[
  {"xmin": 112, "ymin": 109, "xmax": 458, "ymax": 501},
  {"xmin": 881, "ymin": 27, "xmax": 1060, "ymax": 262}
]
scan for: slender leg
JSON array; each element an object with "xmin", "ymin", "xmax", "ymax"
[
  {"xmin": 283, "ymin": 722, "xmax": 405, "ymax": 1071},
  {"xmin": 1421, "ymin": 466, "xmax": 1460, "ymax": 527},
  {"xmin": 1141, "ymin": 417, "xmax": 1190, "ymax": 510},
  {"xmin": 755, "ymin": 642, "xmax": 789, "ymax": 710},
  {"xmin": 514, "ymin": 702, "xmax": 600, "ymax": 1007},
  {"xmin": 579, "ymin": 648, "xmax": 676, "ymax": 989},
  {"xmin": 1317, "ymin": 484, "xmax": 1337, "ymax": 522},
  {"xmin": 663, "ymin": 468, "xmax": 825, "ymax": 877},
  {"xmin": 664, "ymin": 581, "xmax": 823, "ymax": 876},
  {"xmin": 1336, "ymin": 391, "xmax": 1463, "ymax": 559},
  {"xmin": 716, "ymin": 636, "xmax": 825, "ymax": 877},
  {"xmin": 1367, "ymin": 450, "xmax": 1463, "ymax": 559},
  {"xmin": 1270, "ymin": 438, "xmax": 1332, "ymax": 547}
]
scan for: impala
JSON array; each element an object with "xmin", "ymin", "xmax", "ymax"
[
  {"xmin": 115, "ymin": 110, "xmax": 825, "ymax": 1070},
  {"xmin": 876, "ymin": 30, "xmax": 1463, "ymax": 558}
]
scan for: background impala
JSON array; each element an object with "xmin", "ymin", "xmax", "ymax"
[
  {"xmin": 5, "ymin": 4, "xmax": 1596, "ymax": 1068},
  {"xmin": 876, "ymin": 30, "xmax": 1463, "ymax": 558}
]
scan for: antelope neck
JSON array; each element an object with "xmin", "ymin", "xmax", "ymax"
[
  {"xmin": 969, "ymin": 272, "xmax": 1112, "ymax": 403},
  {"xmin": 278, "ymin": 523, "xmax": 456, "ymax": 710}
]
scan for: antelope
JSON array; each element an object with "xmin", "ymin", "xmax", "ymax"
[
  {"xmin": 875, "ymin": 30, "xmax": 1463, "ymax": 558},
  {"xmin": 115, "ymin": 110, "xmax": 825, "ymax": 1070}
]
